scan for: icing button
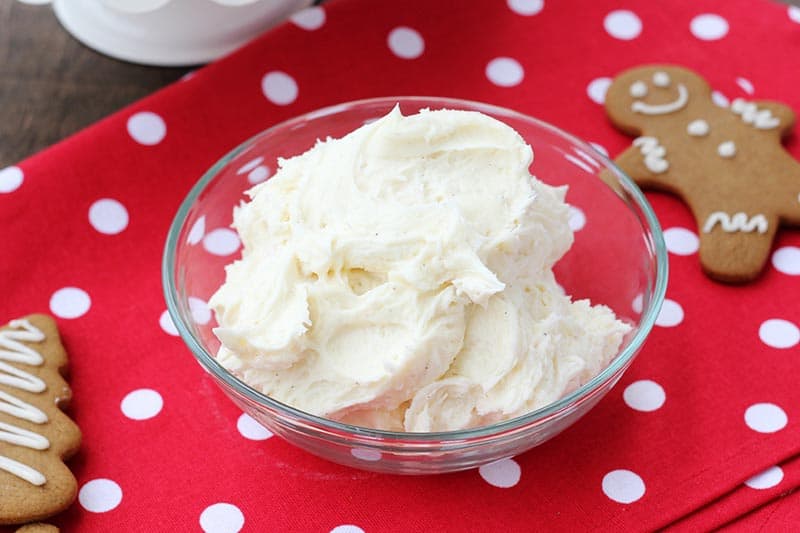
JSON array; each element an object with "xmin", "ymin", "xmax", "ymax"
[
  {"xmin": 718, "ymin": 141, "xmax": 736, "ymax": 158},
  {"xmin": 687, "ymin": 119, "xmax": 710, "ymax": 137}
]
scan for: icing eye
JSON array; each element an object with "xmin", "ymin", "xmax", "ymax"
[
  {"xmin": 629, "ymin": 81, "xmax": 648, "ymax": 98},
  {"xmin": 652, "ymin": 71, "xmax": 670, "ymax": 87}
]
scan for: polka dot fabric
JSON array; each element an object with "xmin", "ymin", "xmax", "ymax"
[{"xmin": 1, "ymin": 0, "xmax": 799, "ymax": 531}]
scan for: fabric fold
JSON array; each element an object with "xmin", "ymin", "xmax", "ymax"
[{"xmin": 1, "ymin": 0, "xmax": 799, "ymax": 530}]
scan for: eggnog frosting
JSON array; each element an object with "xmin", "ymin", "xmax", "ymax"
[{"xmin": 209, "ymin": 106, "xmax": 630, "ymax": 432}]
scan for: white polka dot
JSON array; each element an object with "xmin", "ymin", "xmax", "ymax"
[
  {"xmin": 330, "ymin": 526, "xmax": 364, "ymax": 533},
  {"xmin": 237, "ymin": 413, "xmax": 273, "ymax": 440},
  {"xmin": 711, "ymin": 90, "xmax": 730, "ymax": 108},
  {"xmin": 79, "ymin": 479, "xmax": 123, "ymax": 513},
  {"xmin": 0, "ymin": 166, "xmax": 23, "ymax": 193},
  {"xmin": 631, "ymin": 294, "xmax": 644, "ymax": 314},
  {"xmin": 127, "ymin": 111, "xmax": 166, "ymax": 145},
  {"xmin": 290, "ymin": 6, "xmax": 325, "ymax": 30},
  {"xmin": 790, "ymin": 6, "xmax": 800, "ymax": 23},
  {"xmin": 589, "ymin": 142, "xmax": 609, "ymax": 157},
  {"xmin": 486, "ymin": 57, "xmax": 524, "ymax": 87},
  {"xmin": 261, "ymin": 71, "xmax": 298, "ymax": 106},
  {"xmin": 568, "ymin": 206, "xmax": 586, "ymax": 231},
  {"xmin": 479, "ymin": 458, "xmax": 521, "ymax": 488},
  {"xmin": 759, "ymin": 319, "xmax": 800, "ymax": 349},
  {"xmin": 203, "ymin": 228, "xmax": 241, "ymax": 256},
  {"xmin": 745, "ymin": 403, "xmax": 788, "ymax": 433},
  {"xmin": 248, "ymin": 165, "xmax": 270, "ymax": 184},
  {"xmin": 602, "ymin": 469, "xmax": 645, "ymax": 504},
  {"xmin": 387, "ymin": 27, "xmax": 425, "ymax": 59},
  {"xmin": 49, "ymin": 287, "xmax": 91, "ymax": 319},
  {"xmin": 690, "ymin": 14, "xmax": 729, "ymax": 41},
  {"xmin": 189, "ymin": 297, "xmax": 212, "ymax": 325},
  {"xmin": 507, "ymin": 0, "xmax": 543, "ymax": 16},
  {"xmin": 200, "ymin": 503, "xmax": 244, "ymax": 533},
  {"xmin": 587, "ymin": 77, "xmax": 612, "ymax": 104},
  {"xmin": 772, "ymin": 246, "xmax": 800, "ymax": 275},
  {"xmin": 159, "ymin": 310, "xmax": 179, "ymax": 336},
  {"xmin": 187, "ymin": 215, "xmax": 206, "ymax": 245},
  {"xmin": 655, "ymin": 298, "xmax": 683, "ymax": 327},
  {"xmin": 604, "ymin": 10, "xmax": 642, "ymax": 40},
  {"xmin": 745, "ymin": 465, "xmax": 784, "ymax": 490},
  {"xmin": 120, "ymin": 389, "xmax": 163, "ymax": 420},
  {"xmin": 351, "ymin": 448, "xmax": 382, "ymax": 461},
  {"xmin": 623, "ymin": 380, "xmax": 666, "ymax": 412},
  {"xmin": 236, "ymin": 156, "xmax": 264, "ymax": 175},
  {"xmin": 736, "ymin": 77, "xmax": 754, "ymax": 95},
  {"xmin": 664, "ymin": 227, "xmax": 699, "ymax": 255},
  {"xmin": 88, "ymin": 198, "xmax": 129, "ymax": 235}
]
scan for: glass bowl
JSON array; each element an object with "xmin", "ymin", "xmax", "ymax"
[{"xmin": 163, "ymin": 96, "xmax": 667, "ymax": 475}]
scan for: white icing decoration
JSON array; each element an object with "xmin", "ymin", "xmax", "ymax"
[
  {"xmin": 687, "ymin": 119, "xmax": 710, "ymax": 137},
  {"xmin": 0, "ymin": 320, "xmax": 44, "ymax": 365},
  {"xmin": 633, "ymin": 136, "xmax": 669, "ymax": 173},
  {"xmin": 632, "ymin": 84, "xmax": 688, "ymax": 115},
  {"xmin": 703, "ymin": 212, "xmax": 768, "ymax": 234},
  {"xmin": 0, "ymin": 456, "xmax": 45, "ymax": 486},
  {"xmin": 717, "ymin": 141, "xmax": 736, "ymax": 158},
  {"xmin": 731, "ymin": 98, "xmax": 780, "ymax": 129},
  {"xmin": 0, "ymin": 319, "xmax": 51, "ymax": 486},
  {"xmin": 630, "ymin": 81, "xmax": 648, "ymax": 98},
  {"xmin": 653, "ymin": 71, "xmax": 670, "ymax": 87},
  {"xmin": 0, "ymin": 421, "xmax": 49, "ymax": 449},
  {"xmin": 0, "ymin": 390, "xmax": 48, "ymax": 424},
  {"xmin": 0, "ymin": 362, "xmax": 46, "ymax": 392}
]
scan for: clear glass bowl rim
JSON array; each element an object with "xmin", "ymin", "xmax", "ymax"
[{"xmin": 162, "ymin": 95, "xmax": 668, "ymax": 442}]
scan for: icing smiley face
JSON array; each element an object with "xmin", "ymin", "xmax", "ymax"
[
  {"xmin": 629, "ymin": 71, "xmax": 689, "ymax": 115},
  {"xmin": 605, "ymin": 64, "xmax": 800, "ymax": 283}
]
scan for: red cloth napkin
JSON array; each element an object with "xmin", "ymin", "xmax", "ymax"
[{"xmin": 2, "ymin": 0, "xmax": 800, "ymax": 530}]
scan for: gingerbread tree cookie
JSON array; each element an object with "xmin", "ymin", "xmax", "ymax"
[
  {"xmin": 1, "ymin": 314, "xmax": 81, "ymax": 528},
  {"xmin": 604, "ymin": 64, "xmax": 800, "ymax": 282}
]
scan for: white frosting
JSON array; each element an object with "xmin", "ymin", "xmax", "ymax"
[
  {"xmin": 633, "ymin": 136, "xmax": 669, "ymax": 173},
  {"xmin": 0, "ymin": 390, "xmax": 48, "ymax": 424},
  {"xmin": 629, "ymin": 81, "xmax": 648, "ymax": 98},
  {"xmin": 0, "ymin": 320, "xmax": 50, "ymax": 486},
  {"xmin": 632, "ymin": 84, "xmax": 688, "ymax": 115},
  {"xmin": 687, "ymin": 119, "xmax": 710, "ymax": 137},
  {"xmin": 0, "ymin": 456, "xmax": 45, "ymax": 486},
  {"xmin": 210, "ymin": 107, "xmax": 630, "ymax": 432},
  {"xmin": 652, "ymin": 71, "xmax": 670, "ymax": 87},
  {"xmin": 703, "ymin": 212, "xmax": 768, "ymax": 234},
  {"xmin": 717, "ymin": 141, "xmax": 736, "ymax": 158},
  {"xmin": 731, "ymin": 98, "xmax": 780, "ymax": 129}
]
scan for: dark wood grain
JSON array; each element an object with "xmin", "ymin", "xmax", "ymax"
[{"xmin": 0, "ymin": 1, "xmax": 190, "ymax": 167}]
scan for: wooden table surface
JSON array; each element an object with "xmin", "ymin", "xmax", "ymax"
[
  {"xmin": 2, "ymin": 0, "xmax": 798, "ymax": 169},
  {"xmin": 0, "ymin": 1, "xmax": 190, "ymax": 168}
]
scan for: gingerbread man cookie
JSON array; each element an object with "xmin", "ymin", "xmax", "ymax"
[
  {"xmin": 605, "ymin": 64, "xmax": 800, "ymax": 282},
  {"xmin": 1, "ymin": 315, "xmax": 81, "ymax": 529}
]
